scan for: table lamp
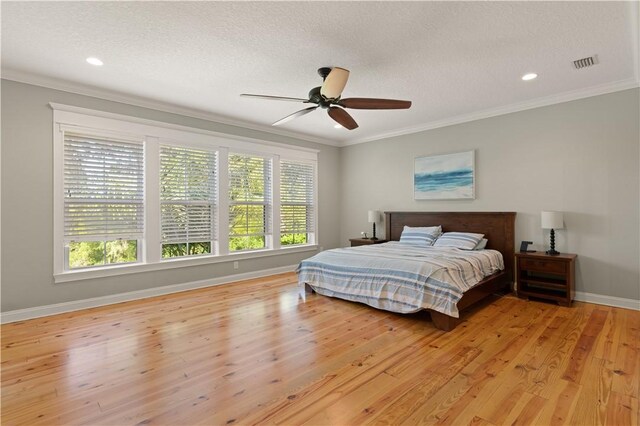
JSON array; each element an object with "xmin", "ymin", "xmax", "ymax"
[
  {"xmin": 541, "ymin": 211, "xmax": 564, "ymax": 255},
  {"xmin": 368, "ymin": 210, "xmax": 380, "ymax": 240}
]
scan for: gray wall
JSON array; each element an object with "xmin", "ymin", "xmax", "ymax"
[
  {"xmin": 1, "ymin": 80, "xmax": 342, "ymax": 311},
  {"xmin": 340, "ymin": 88, "xmax": 640, "ymax": 301},
  {"xmin": 2, "ymin": 80, "xmax": 638, "ymax": 311}
]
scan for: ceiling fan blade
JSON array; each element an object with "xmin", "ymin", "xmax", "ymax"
[
  {"xmin": 338, "ymin": 98, "xmax": 412, "ymax": 109},
  {"xmin": 320, "ymin": 67, "xmax": 350, "ymax": 99},
  {"xmin": 241, "ymin": 94, "xmax": 309, "ymax": 102},
  {"xmin": 328, "ymin": 107, "xmax": 358, "ymax": 130},
  {"xmin": 272, "ymin": 106, "xmax": 318, "ymax": 126}
]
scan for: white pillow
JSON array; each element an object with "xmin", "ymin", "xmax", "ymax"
[
  {"xmin": 433, "ymin": 232, "xmax": 485, "ymax": 250},
  {"xmin": 399, "ymin": 225, "xmax": 442, "ymax": 246},
  {"xmin": 474, "ymin": 238, "xmax": 488, "ymax": 250}
]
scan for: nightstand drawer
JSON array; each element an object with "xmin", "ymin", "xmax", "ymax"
[{"xmin": 520, "ymin": 258, "xmax": 566, "ymax": 274}]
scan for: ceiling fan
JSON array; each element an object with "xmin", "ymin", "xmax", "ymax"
[{"xmin": 240, "ymin": 67, "xmax": 412, "ymax": 130}]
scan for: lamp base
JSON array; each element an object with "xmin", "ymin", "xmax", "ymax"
[
  {"xmin": 370, "ymin": 237, "xmax": 379, "ymax": 241},
  {"xmin": 546, "ymin": 228, "xmax": 559, "ymax": 256}
]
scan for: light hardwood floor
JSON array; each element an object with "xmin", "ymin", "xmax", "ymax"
[{"xmin": 1, "ymin": 272, "xmax": 638, "ymax": 425}]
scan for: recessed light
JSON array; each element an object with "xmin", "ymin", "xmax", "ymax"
[
  {"xmin": 522, "ymin": 73, "xmax": 537, "ymax": 81},
  {"xmin": 334, "ymin": 124, "xmax": 342, "ymax": 129},
  {"xmin": 86, "ymin": 57, "xmax": 104, "ymax": 66}
]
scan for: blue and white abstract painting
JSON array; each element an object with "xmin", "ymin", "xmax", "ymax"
[{"xmin": 414, "ymin": 151, "xmax": 475, "ymax": 200}]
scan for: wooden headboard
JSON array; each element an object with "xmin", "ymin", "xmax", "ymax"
[{"xmin": 384, "ymin": 211, "xmax": 517, "ymax": 285}]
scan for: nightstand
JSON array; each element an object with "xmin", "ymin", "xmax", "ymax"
[
  {"xmin": 515, "ymin": 252, "xmax": 577, "ymax": 306},
  {"xmin": 349, "ymin": 238, "xmax": 387, "ymax": 247}
]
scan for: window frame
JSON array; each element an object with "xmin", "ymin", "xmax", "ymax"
[
  {"xmin": 228, "ymin": 151, "xmax": 274, "ymax": 253},
  {"xmin": 159, "ymin": 142, "xmax": 219, "ymax": 259},
  {"xmin": 61, "ymin": 129, "xmax": 146, "ymax": 270},
  {"xmin": 52, "ymin": 103, "xmax": 318, "ymax": 283},
  {"xmin": 279, "ymin": 158, "xmax": 317, "ymax": 247}
]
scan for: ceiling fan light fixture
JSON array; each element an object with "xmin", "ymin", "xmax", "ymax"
[
  {"xmin": 334, "ymin": 124, "xmax": 343, "ymax": 129},
  {"xmin": 521, "ymin": 73, "xmax": 538, "ymax": 81},
  {"xmin": 320, "ymin": 67, "xmax": 350, "ymax": 99},
  {"xmin": 86, "ymin": 57, "xmax": 104, "ymax": 66}
]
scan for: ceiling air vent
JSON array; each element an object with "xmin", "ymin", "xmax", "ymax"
[{"xmin": 573, "ymin": 55, "xmax": 598, "ymax": 70}]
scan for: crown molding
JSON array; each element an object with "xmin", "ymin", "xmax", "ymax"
[
  {"xmin": 343, "ymin": 77, "xmax": 640, "ymax": 146},
  {"xmin": 1, "ymin": 68, "xmax": 341, "ymax": 147}
]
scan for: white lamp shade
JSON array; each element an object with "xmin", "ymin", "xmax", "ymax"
[
  {"xmin": 541, "ymin": 211, "xmax": 564, "ymax": 229},
  {"xmin": 368, "ymin": 210, "xmax": 380, "ymax": 223}
]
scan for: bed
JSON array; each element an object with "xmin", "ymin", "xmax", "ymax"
[{"xmin": 298, "ymin": 211, "xmax": 516, "ymax": 331}]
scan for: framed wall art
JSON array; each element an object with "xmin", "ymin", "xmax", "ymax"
[{"xmin": 414, "ymin": 150, "xmax": 475, "ymax": 200}]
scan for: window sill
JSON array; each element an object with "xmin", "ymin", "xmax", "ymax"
[{"xmin": 54, "ymin": 244, "xmax": 318, "ymax": 283}]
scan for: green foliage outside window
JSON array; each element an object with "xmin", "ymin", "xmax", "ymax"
[
  {"xmin": 229, "ymin": 236, "xmax": 266, "ymax": 251},
  {"xmin": 280, "ymin": 160, "xmax": 312, "ymax": 247},
  {"xmin": 281, "ymin": 233, "xmax": 307, "ymax": 246},
  {"xmin": 229, "ymin": 204, "xmax": 267, "ymax": 251},
  {"xmin": 160, "ymin": 145, "xmax": 216, "ymax": 259},
  {"xmin": 162, "ymin": 242, "xmax": 211, "ymax": 258},
  {"xmin": 69, "ymin": 240, "xmax": 137, "ymax": 269},
  {"xmin": 280, "ymin": 204, "xmax": 309, "ymax": 246},
  {"xmin": 229, "ymin": 154, "xmax": 269, "ymax": 251}
]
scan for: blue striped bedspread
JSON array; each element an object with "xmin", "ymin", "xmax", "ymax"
[{"xmin": 296, "ymin": 241, "xmax": 504, "ymax": 318}]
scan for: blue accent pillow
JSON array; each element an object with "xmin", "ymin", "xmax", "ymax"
[
  {"xmin": 433, "ymin": 232, "xmax": 485, "ymax": 250},
  {"xmin": 399, "ymin": 225, "xmax": 442, "ymax": 246}
]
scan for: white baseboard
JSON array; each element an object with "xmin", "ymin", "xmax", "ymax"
[
  {"xmin": 1, "ymin": 265, "xmax": 297, "ymax": 324},
  {"xmin": 3, "ymin": 270, "xmax": 636, "ymax": 324},
  {"xmin": 574, "ymin": 291, "xmax": 640, "ymax": 311}
]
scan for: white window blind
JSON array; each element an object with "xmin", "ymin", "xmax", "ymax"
[
  {"xmin": 160, "ymin": 145, "xmax": 217, "ymax": 249},
  {"xmin": 63, "ymin": 133, "xmax": 144, "ymax": 242},
  {"xmin": 228, "ymin": 153, "xmax": 272, "ymax": 250},
  {"xmin": 280, "ymin": 160, "xmax": 314, "ymax": 245}
]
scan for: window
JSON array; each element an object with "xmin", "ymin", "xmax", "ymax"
[
  {"xmin": 228, "ymin": 153, "xmax": 272, "ymax": 251},
  {"xmin": 280, "ymin": 160, "xmax": 315, "ymax": 246},
  {"xmin": 63, "ymin": 132, "xmax": 144, "ymax": 269},
  {"xmin": 53, "ymin": 104, "xmax": 318, "ymax": 282},
  {"xmin": 160, "ymin": 145, "xmax": 217, "ymax": 258}
]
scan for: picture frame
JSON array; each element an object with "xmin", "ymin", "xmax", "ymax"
[{"xmin": 414, "ymin": 150, "xmax": 475, "ymax": 200}]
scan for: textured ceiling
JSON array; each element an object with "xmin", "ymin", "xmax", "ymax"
[{"xmin": 2, "ymin": 1, "xmax": 638, "ymax": 145}]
